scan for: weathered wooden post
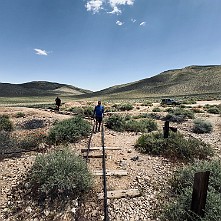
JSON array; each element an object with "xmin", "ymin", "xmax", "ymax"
[
  {"xmin": 163, "ymin": 121, "xmax": 170, "ymax": 138},
  {"xmin": 190, "ymin": 171, "xmax": 210, "ymax": 219}
]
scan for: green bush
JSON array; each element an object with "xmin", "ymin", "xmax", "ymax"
[
  {"xmin": 0, "ymin": 115, "xmax": 13, "ymax": 132},
  {"xmin": 141, "ymin": 101, "xmax": 153, "ymax": 106},
  {"xmin": 30, "ymin": 149, "xmax": 92, "ymax": 200},
  {"xmin": 181, "ymin": 99, "xmax": 197, "ymax": 105},
  {"xmin": 113, "ymin": 103, "xmax": 133, "ymax": 111},
  {"xmin": 207, "ymin": 107, "xmax": 220, "ymax": 114},
  {"xmin": 83, "ymin": 106, "xmax": 94, "ymax": 117},
  {"xmin": 0, "ymin": 131, "xmax": 16, "ymax": 150},
  {"xmin": 133, "ymin": 113, "xmax": 149, "ymax": 119},
  {"xmin": 191, "ymin": 108, "xmax": 204, "ymax": 113},
  {"xmin": 135, "ymin": 132, "xmax": 213, "ymax": 162},
  {"xmin": 162, "ymin": 160, "xmax": 221, "ymax": 221},
  {"xmin": 48, "ymin": 117, "xmax": 91, "ymax": 144},
  {"xmin": 125, "ymin": 119, "xmax": 157, "ymax": 133},
  {"xmin": 15, "ymin": 112, "xmax": 25, "ymax": 118},
  {"xmin": 18, "ymin": 132, "xmax": 46, "ymax": 150},
  {"xmin": 193, "ymin": 119, "xmax": 213, "ymax": 134},
  {"xmin": 105, "ymin": 115, "xmax": 126, "ymax": 132},
  {"xmin": 152, "ymin": 107, "xmax": 161, "ymax": 112},
  {"xmin": 165, "ymin": 108, "xmax": 194, "ymax": 123},
  {"xmin": 68, "ymin": 107, "xmax": 84, "ymax": 116}
]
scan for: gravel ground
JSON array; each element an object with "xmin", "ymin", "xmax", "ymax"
[{"xmin": 0, "ymin": 101, "xmax": 220, "ymax": 221}]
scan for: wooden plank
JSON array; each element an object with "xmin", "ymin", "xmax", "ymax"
[
  {"xmin": 83, "ymin": 154, "xmax": 107, "ymax": 158},
  {"xmin": 190, "ymin": 171, "xmax": 210, "ymax": 219},
  {"xmin": 98, "ymin": 189, "xmax": 140, "ymax": 199},
  {"xmin": 81, "ymin": 147, "xmax": 121, "ymax": 153},
  {"xmin": 92, "ymin": 170, "xmax": 127, "ymax": 176}
]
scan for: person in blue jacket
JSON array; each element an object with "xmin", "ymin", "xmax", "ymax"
[{"xmin": 93, "ymin": 100, "xmax": 104, "ymax": 132}]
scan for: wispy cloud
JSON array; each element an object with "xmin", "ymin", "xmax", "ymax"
[
  {"xmin": 140, "ymin": 21, "xmax": 146, "ymax": 26},
  {"xmin": 131, "ymin": 18, "xmax": 136, "ymax": 23},
  {"xmin": 34, "ymin": 48, "xmax": 48, "ymax": 56},
  {"xmin": 85, "ymin": 0, "xmax": 135, "ymax": 14},
  {"xmin": 116, "ymin": 20, "xmax": 124, "ymax": 26}
]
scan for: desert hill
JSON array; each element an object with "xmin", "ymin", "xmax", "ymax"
[
  {"xmin": 79, "ymin": 65, "xmax": 221, "ymax": 98},
  {"xmin": 0, "ymin": 81, "xmax": 92, "ymax": 97},
  {"xmin": 1, "ymin": 65, "xmax": 221, "ymax": 98}
]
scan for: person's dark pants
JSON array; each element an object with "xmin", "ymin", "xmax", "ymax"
[{"xmin": 95, "ymin": 116, "xmax": 102, "ymax": 132}]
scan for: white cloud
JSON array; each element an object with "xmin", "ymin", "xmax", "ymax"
[
  {"xmin": 34, "ymin": 49, "xmax": 48, "ymax": 56},
  {"xmin": 107, "ymin": 6, "xmax": 121, "ymax": 14},
  {"xmin": 85, "ymin": 0, "xmax": 135, "ymax": 14},
  {"xmin": 116, "ymin": 20, "xmax": 124, "ymax": 26},
  {"xmin": 85, "ymin": 0, "xmax": 103, "ymax": 14},
  {"xmin": 131, "ymin": 18, "xmax": 136, "ymax": 23},
  {"xmin": 140, "ymin": 21, "xmax": 146, "ymax": 26}
]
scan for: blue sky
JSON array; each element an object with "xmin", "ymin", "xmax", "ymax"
[{"xmin": 0, "ymin": 0, "xmax": 221, "ymax": 91}]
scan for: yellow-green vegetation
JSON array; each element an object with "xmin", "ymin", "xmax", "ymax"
[
  {"xmin": 0, "ymin": 115, "xmax": 13, "ymax": 132},
  {"xmin": 165, "ymin": 108, "xmax": 195, "ymax": 123},
  {"xmin": 193, "ymin": 119, "xmax": 213, "ymax": 134},
  {"xmin": 30, "ymin": 149, "xmax": 92, "ymax": 200},
  {"xmin": 47, "ymin": 116, "xmax": 91, "ymax": 144},
  {"xmin": 105, "ymin": 114, "xmax": 157, "ymax": 132},
  {"xmin": 135, "ymin": 132, "xmax": 213, "ymax": 162},
  {"xmin": 162, "ymin": 160, "xmax": 221, "ymax": 221}
]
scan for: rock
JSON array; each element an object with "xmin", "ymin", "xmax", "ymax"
[
  {"xmin": 44, "ymin": 210, "xmax": 50, "ymax": 216},
  {"xmin": 71, "ymin": 207, "xmax": 76, "ymax": 214},
  {"xmin": 131, "ymin": 156, "xmax": 139, "ymax": 161},
  {"xmin": 127, "ymin": 149, "xmax": 132, "ymax": 153},
  {"xmin": 25, "ymin": 206, "xmax": 32, "ymax": 213}
]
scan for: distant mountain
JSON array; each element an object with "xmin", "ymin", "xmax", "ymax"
[
  {"xmin": 1, "ymin": 65, "xmax": 221, "ymax": 98},
  {"xmin": 79, "ymin": 65, "xmax": 221, "ymax": 98},
  {"xmin": 0, "ymin": 81, "xmax": 92, "ymax": 97}
]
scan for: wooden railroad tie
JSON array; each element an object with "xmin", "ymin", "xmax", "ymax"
[
  {"xmin": 83, "ymin": 153, "xmax": 107, "ymax": 158},
  {"xmin": 81, "ymin": 147, "xmax": 121, "ymax": 153},
  {"xmin": 98, "ymin": 189, "xmax": 140, "ymax": 199},
  {"xmin": 92, "ymin": 170, "xmax": 127, "ymax": 176}
]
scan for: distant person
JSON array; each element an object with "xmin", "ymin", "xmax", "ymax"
[
  {"xmin": 55, "ymin": 97, "xmax": 61, "ymax": 111},
  {"xmin": 94, "ymin": 101, "xmax": 104, "ymax": 132}
]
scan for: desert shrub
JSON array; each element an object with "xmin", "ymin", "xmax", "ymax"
[
  {"xmin": 135, "ymin": 132, "xmax": 213, "ymax": 162},
  {"xmin": 124, "ymin": 114, "xmax": 132, "ymax": 121},
  {"xmin": 181, "ymin": 98, "xmax": 197, "ymax": 104},
  {"xmin": 152, "ymin": 107, "xmax": 161, "ymax": 112},
  {"xmin": 125, "ymin": 119, "xmax": 157, "ymax": 133},
  {"xmin": 105, "ymin": 115, "xmax": 126, "ymax": 132},
  {"xmin": 22, "ymin": 119, "xmax": 45, "ymax": 129},
  {"xmin": 18, "ymin": 132, "xmax": 47, "ymax": 150},
  {"xmin": 191, "ymin": 108, "xmax": 204, "ymax": 113},
  {"xmin": 193, "ymin": 119, "xmax": 213, "ymax": 134},
  {"xmin": 141, "ymin": 101, "xmax": 153, "ymax": 106},
  {"xmin": 162, "ymin": 160, "xmax": 221, "ymax": 221},
  {"xmin": 207, "ymin": 106, "xmax": 220, "ymax": 114},
  {"xmin": 68, "ymin": 107, "xmax": 84, "ymax": 116},
  {"xmin": 0, "ymin": 115, "xmax": 13, "ymax": 132},
  {"xmin": 148, "ymin": 113, "xmax": 162, "ymax": 120},
  {"xmin": 133, "ymin": 113, "xmax": 149, "ymax": 119},
  {"xmin": 113, "ymin": 103, "xmax": 133, "ymax": 111},
  {"xmin": 0, "ymin": 131, "xmax": 16, "ymax": 150},
  {"xmin": 30, "ymin": 149, "xmax": 92, "ymax": 200},
  {"xmin": 47, "ymin": 117, "xmax": 91, "ymax": 144},
  {"xmin": 15, "ymin": 112, "xmax": 25, "ymax": 118},
  {"xmin": 165, "ymin": 108, "xmax": 194, "ymax": 123},
  {"xmin": 83, "ymin": 106, "xmax": 94, "ymax": 117}
]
